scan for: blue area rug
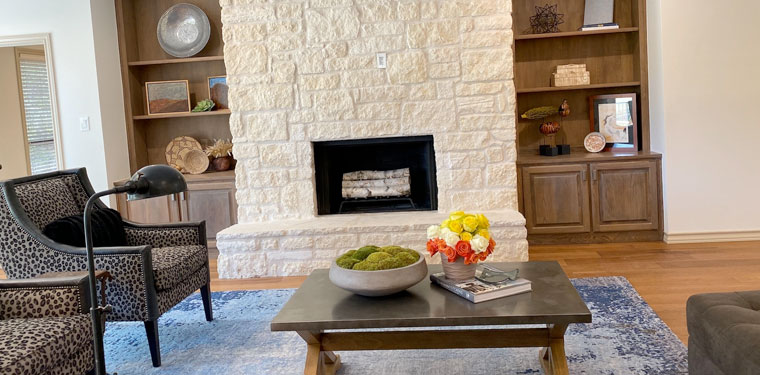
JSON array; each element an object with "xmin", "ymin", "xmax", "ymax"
[{"xmin": 104, "ymin": 277, "xmax": 687, "ymax": 374}]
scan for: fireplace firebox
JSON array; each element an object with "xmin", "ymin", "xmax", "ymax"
[{"xmin": 313, "ymin": 136, "xmax": 437, "ymax": 215}]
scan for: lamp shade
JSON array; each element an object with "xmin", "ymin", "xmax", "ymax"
[{"xmin": 126, "ymin": 164, "xmax": 187, "ymax": 201}]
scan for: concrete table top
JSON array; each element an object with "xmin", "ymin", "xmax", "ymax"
[{"xmin": 271, "ymin": 261, "xmax": 592, "ymax": 331}]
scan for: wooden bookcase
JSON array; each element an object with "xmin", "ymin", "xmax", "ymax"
[
  {"xmin": 114, "ymin": 0, "xmax": 231, "ymax": 172},
  {"xmin": 513, "ymin": 0, "xmax": 664, "ymax": 244},
  {"xmin": 113, "ymin": 0, "xmax": 237, "ymax": 245}
]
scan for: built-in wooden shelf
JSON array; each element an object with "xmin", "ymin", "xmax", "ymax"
[
  {"xmin": 517, "ymin": 149, "xmax": 661, "ymax": 165},
  {"xmin": 133, "ymin": 109, "xmax": 231, "ymax": 120},
  {"xmin": 516, "ymin": 81, "xmax": 641, "ymax": 94},
  {"xmin": 515, "ymin": 27, "xmax": 639, "ymax": 41},
  {"xmin": 127, "ymin": 55, "xmax": 225, "ymax": 67}
]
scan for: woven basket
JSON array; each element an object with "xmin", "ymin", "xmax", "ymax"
[{"xmin": 439, "ymin": 253, "xmax": 476, "ymax": 281}]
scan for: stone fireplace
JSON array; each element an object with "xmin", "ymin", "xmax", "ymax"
[{"xmin": 217, "ymin": 0, "xmax": 528, "ymax": 278}]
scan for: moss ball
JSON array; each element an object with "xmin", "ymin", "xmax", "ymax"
[
  {"xmin": 336, "ymin": 256, "xmax": 360, "ymax": 269},
  {"xmin": 352, "ymin": 260, "xmax": 380, "ymax": 271},
  {"xmin": 352, "ymin": 246, "xmax": 379, "ymax": 260},
  {"xmin": 365, "ymin": 252, "xmax": 391, "ymax": 263},
  {"xmin": 395, "ymin": 252, "xmax": 417, "ymax": 266},
  {"xmin": 378, "ymin": 246, "xmax": 404, "ymax": 255}
]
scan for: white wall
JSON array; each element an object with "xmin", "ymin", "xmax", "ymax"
[
  {"xmin": 0, "ymin": 47, "xmax": 28, "ymax": 179},
  {"xmin": 0, "ymin": 0, "xmax": 129, "ymax": 194},
  {"xmin": 648, "ymin": 0, "xmax": 760, "ymax": 237}
]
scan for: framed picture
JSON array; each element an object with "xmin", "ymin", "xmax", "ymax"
[
  {"xmin": 589, "ymin": 93, "xmax": 638, "ymax": 152},
  {"xmin": 207, "ymin": 75, "xmax": 228, "ymax": 110},
  {"xmin": 145, "ymin": 80, "xmax": 191, "ymax": 115}
]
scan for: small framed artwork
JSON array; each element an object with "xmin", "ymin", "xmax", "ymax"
[
  {"xmin": 208, "ymin": 75, "xmax": 228, "ymax": 110},
  {"xmin": 589, "ymin": 93, "xmax": 638, "ymax": 152},
  {"xmin": 145, "ymin": 80, "xmax": 191, "ymax": 115}
]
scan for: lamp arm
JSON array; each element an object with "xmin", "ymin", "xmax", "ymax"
[{"xmin": 84, "ymin": 188, "xmax": 122, "ymax": 375}]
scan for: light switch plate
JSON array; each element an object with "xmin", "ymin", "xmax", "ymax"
[
  {"xmin": 376, "ymin": 52, "xmax": 387, "ymax": 69},
  {"xmin": 79, "ymin": 117, "xmax": 90, "ymax": 132}
]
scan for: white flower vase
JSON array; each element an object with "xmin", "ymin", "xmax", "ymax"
[{"xmin": 439, "ymin": 253, "xmax": 476, "ymax": 281}]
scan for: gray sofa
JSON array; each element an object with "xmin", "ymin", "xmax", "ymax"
[{"xmin": 687, "ymin": 290, "xmax": 760, "ymax": 375}]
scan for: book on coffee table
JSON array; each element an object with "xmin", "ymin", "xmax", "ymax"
[{"xmin": 430, "ymin": 271, "xmax": 532, "ymax": 303}]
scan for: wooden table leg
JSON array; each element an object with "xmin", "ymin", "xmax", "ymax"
[
  {"xmin": 539, "ymin": 324, "xmax": 570, "ymax": 375},
  {"xmin": 304, "ymin": 343, "xmax": 321, "ymax": 375},
  {"xmin": 299, "ymin": 331, "xmax": 341, "ymax": 375},
  {"xmin": 320, "ymin": 351, "xmax": 341, "ymax": 375}
]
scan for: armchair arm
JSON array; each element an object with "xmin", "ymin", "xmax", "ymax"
[
  {"xmin": 123, "ymin": 220, "xmax": 206, "ymax": 248},
  {"xmin": 0, "ymin": 272, "xmax": 102, "ymax": 319}
]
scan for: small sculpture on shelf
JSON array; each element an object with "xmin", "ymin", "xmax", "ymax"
[
  {"xmin": 204, "ymin": 139, "xmax": 236, "ymax": 171},
  {"xmin": 529, "ymin": 4, "xmax": 564, "ymax": 34},
  {"xmin": 192, "ymin": 99, "xmax": 215, "ymax": 112},
  {"xmin": 521, "ymin": 100, "xmax": 571, "ymax": 156}
]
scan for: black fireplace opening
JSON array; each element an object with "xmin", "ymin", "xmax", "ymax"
[{"xmin": 313, "ymin": 135, "xmax": 437, "ymax": 215}]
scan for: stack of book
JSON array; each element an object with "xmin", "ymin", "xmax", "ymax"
[
  {"xmin": 551, "ymin": 64, "xmax": 590, "ymax": 87},
  {"xmin": 581, "ymin": 22, "xmax": 620, "ymax": 31},
  {"xmin": 430, "ymin": 268, "xmax": 532, "ymax": 303}
]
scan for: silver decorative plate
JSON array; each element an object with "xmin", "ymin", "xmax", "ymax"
[{"xmin": 157, "ymin": 3, "xmax": 211, "ymax": 58}]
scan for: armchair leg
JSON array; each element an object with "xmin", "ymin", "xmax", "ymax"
[
  {"xmin": 201, "ymin": 283, "xmax": 214, "ymax": 321},
  {"xmin": 144, "ymin": 320, "xmax": 161, "ymax": 367}
]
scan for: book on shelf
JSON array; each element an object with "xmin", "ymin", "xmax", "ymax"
[
  {"xmin": 581, "ymin": 23, "xmax": 620, "ymax": 31},
  {"xmin": 430, "ymin": 269, "xmax": 532, "ymax": 303}
]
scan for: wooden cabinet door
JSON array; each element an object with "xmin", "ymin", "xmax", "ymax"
[
  {"xmin": 116, "ymin": 194, "xmax": 181, "ymax": 224},
  {"xmin": 180, "ymin": 181, "xmax": 237, "ymax": 248},
  {"xmin": 521, "ymin": 164, "xmax": 591, "ymax": 234},
  {"xmin": 590, "ymin": 161, "xmax": 659, "ymax": 232}
]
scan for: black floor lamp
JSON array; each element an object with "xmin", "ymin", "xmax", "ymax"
[{"xmin": 84, "ymin": 165, "xmax": 187, "ymax": 375}]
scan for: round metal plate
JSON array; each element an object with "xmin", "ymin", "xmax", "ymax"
[{"xmin": 157, "ymin": 3, "xmax": 211, "ymax": 58}]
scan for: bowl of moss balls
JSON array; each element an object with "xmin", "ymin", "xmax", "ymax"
[{"xmin": 329, "ymin": 245, "xmax": 428, "ymax": 297}]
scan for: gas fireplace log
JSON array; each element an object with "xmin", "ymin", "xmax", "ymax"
[
  {"xmin": 342, "ymin": 168, "xmax": 410, "ymax": 181},
  {"xmin": 341, "ymin": 177, "xmax": 410, "ymax": 189},
  {"xmin": 342, "ymin": 185, "xmax": 412, "ymax": 199}
]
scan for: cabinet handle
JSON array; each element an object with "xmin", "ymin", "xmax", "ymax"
[
  {"xmin": 580, "ymin": 170, "xmax": 587, "ymax": 181},
  {"xmin": 591, "ymin": 170, "xmax": 598, "ymax": 181},
  {"xmin": 170, "ymin": 194, "xmax": 176, "ymax": 201}
]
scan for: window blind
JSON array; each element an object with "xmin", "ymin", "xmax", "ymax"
[{"xmin": 18, "ymin": 56, "xmax": 57, "ymax": 174}]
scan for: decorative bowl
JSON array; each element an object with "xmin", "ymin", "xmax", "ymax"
[
  {"xmin": 182, "ymin": 149, "xmax": 210, "ymax": 175},
  {"xmin": 157, "ymin": 3, "xmax": 211, "ymax": 58},
  {"xmin": 329, "ymin": 252, "xmax": 428, "ymax": 297},
  {"xmin": 584, "ymin": 132, "xmax": 606, "ymax": 153}
]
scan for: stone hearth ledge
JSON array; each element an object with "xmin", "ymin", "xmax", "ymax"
[{"xmin": 217, "ymin": 209, "xmax": 528, "ymax": 278}]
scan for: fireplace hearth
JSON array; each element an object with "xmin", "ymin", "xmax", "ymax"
[{"xmin": 313, "ymin": 136, "xmax": 437, "ymax": 215}]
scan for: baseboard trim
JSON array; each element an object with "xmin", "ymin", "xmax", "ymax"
[{"xmin": 664, "ymin": 230, "xmax": 760, "ymax": 244}]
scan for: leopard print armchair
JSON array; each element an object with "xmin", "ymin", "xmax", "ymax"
[
  {"xmin": 0, "ymin": 168, "xmax": 213, "ymax": 368},
  {"xmin": 0, "ymin": 273, "xmax": 96, "ymax": 374}
]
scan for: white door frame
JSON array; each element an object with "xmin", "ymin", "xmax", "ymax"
[{"xmin": 0, "ymin": 33, "xmax": 64, "ymax": 171}]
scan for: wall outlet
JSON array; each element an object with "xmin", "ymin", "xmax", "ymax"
[
  {"xmin": 376, "ymin": 52, "xmax": 387, "ymax": 69},
  {"xmin": 79, "ymin": 117, "xmax": 90, "ymax": 132}
]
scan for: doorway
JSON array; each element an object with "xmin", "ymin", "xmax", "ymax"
[{"xmin": 0, "ymin": 34, "xmax": 61, "ymax": 180}]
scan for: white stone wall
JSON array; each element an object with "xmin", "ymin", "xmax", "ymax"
[{"xmin": 221, "ymin": 0, "xmax": 518, "ymax": 223}]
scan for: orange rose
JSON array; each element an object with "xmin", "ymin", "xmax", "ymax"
[
  {"xmin": 464, "ymin": 252, "xmax": 480, "ymax": 265},
  {"xmin": 455, "ymin": 240, "xmax": 473, "ymax": 257},
  {"xmin": 486, "ymin": 238, "xmax": 496, "ymax": 254},
  {"xmin": 426, "ymin": 239, "xmax": 438, "ymax": 256},
  {"xmin": 441, "ymin": 246, "xmax": 457, "ymax": 262}
]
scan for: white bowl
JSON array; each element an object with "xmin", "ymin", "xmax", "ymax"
[{"xmin": 328, "ymin": 252, "xmax": 428, "ymax": 297}]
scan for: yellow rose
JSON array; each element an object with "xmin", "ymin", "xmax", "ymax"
[
  {"xmin": 449, "ymin": 210, "xmax": 465, "ymax": 221},
  {"xmin": 448, "ymin": 219, "xmax": 464, "ymax": 233},
  {"xmin": 440, "ymin": 219, "xmax": 450, "ymax": 229},
  {"xmin": 462, "ymin": 216, "xmax": 478, "ymax": 232},
  {"xmin": 477, "ymin": 229, "xmax": 490, "ymax": 239},
  {"xmin": 460, "ymin": 232, "xmax": 473, "ymax": 241},
  {"xmin": 476, "ymin": 213, "xmax": 490, "ymax": 229}
]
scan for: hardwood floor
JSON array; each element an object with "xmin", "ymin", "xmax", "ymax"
[{"xmin": 209, "ymin": 240, "xmax": 760, "ymax": 344}]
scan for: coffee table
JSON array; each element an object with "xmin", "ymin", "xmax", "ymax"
[{"xmin": 271, "ymin": 261, "xmax": 591, "ymax": 375}]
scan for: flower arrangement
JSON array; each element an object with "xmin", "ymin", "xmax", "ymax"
[{"xmin": 426, "ymin": 211, "xmax": 496, "ymax": 265}]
